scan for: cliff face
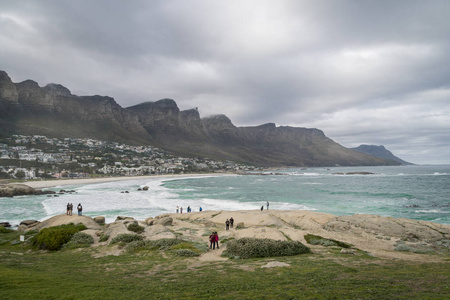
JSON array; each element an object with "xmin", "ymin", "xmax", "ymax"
[
  {"xmin": 0, "ymin": 71, "xmax": 150, "ymax": 144},
  {"xmin": 0, "ymin": 70, "xmax": 400, "ymax": 167}
]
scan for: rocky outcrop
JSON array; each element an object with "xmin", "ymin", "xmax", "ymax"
[{"xmin": 0, "ymin": 184, "xmax": 55, "ymax": 197}]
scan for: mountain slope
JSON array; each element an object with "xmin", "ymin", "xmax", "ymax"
[
  {"xmin": 351, "ymin": 145, "xmax": 413, "ymax": 165},
  {"xmin": 0, "ymin": 70, "xmax": 400, "ymax": 167}
]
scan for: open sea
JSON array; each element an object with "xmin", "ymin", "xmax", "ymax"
[{"xmin": 1, "ymin": 165, "xmax": 449, "ymax": 227}]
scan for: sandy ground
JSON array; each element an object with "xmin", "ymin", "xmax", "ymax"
[{"xmin": 22, "ymin": 173, "xmax": 229, "ymax": 189}]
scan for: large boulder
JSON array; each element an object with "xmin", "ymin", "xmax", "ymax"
[
  {"xmin": 94, "ymin": 216, "xmax": 105, "ymax": 224},
  {"xmin": 20, "ymin": 220, "xmax": 39, "ymax": 226},
  {"xmin": 0, "ymin": 184, "xmax": 36, "ymax": 197},
  {"xmin": 154, "ymin": 217, "xmax": 173, "ymax": 226}
]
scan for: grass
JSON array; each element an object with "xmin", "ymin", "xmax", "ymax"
[{"xmin": 0, "ymin": 229, "xmax": 449, "ymax": 299}]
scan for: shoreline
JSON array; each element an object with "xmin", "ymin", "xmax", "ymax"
[{"xmin": 21, "ymin": 173, "xmax": 233, "ymax": 189}]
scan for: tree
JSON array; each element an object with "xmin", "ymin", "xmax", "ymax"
[{"xmin": 15, "ymin": 170, "xmax": 26, "ymax": 179}]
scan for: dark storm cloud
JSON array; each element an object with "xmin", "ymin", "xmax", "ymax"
[{"xmin": 1, "ymin": 0, "xmax": 449, "ymax": 164}]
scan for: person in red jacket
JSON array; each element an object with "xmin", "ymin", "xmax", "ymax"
[
  {"xmin": 209, "ymin": 232, "xmax": 215, "ymax": 249},
  {"xmin": 214, "ymin": 232, "xmax": 219, "ymax": 249}
]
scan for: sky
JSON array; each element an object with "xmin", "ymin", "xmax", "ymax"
[{"xmin": 1, "ymin": 0, "xmax": 449, "ymax": 165}]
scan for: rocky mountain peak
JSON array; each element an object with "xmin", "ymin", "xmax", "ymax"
[
  {"xmin": 43, "ymin": 83, "xmax": 72, "ymax": 97},
  {"xmin": 0, "ymin": 70, "xmax": 18, "ymax": 102}
]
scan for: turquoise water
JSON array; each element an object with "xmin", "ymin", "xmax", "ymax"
[{"xmin": 1, "ymin": 165, "xmax": 449, "ymax": 226}]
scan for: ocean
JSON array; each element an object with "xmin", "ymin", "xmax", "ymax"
[{"xmin": 1, "ymin": 165, "xmax": 449, "ymax": 227}]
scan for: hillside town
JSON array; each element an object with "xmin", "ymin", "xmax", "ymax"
[{"xmin": 0, "ymin": 135, "xmax": 259, "ymax": 180}]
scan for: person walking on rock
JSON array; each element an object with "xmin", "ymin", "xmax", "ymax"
[
  {"xmin": 66, "ymin": 203, "xmax": 70, "ymax": 215},
  {"xmin": 77, "ymin": 203, "xmax": 83, "ymax": 216},
  {"xmin": 69, "ymin": 203, "xmax": 73, "ymax": 216}
]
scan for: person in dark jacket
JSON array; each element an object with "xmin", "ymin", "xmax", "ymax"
[
  {"xmin": 77, "ymin": 203, "xmax": 83, "ymax": 216},
  {"xmin": 230, "ymin": 217, "xmax": 234, "ymax": 228},
  {"xmin": 225, "ymin": 219, "xmax": 230, "ymax": 230}
]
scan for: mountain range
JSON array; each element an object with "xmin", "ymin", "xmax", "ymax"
[{"xmin": 0, "ymin": 70, "xmax": 404, "ymax": 167}]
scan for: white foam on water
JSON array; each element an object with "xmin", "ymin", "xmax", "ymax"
[{"xmin": 415, "ymin": 209, "xmax": 443, "ymax": 213}]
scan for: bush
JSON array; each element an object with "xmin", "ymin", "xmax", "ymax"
[
  {"xmin": 99, "ymin": 234, "xmax": 110, "ymax": 242},
  {"xmin": 126, "ymin": 240, "xmax": 157, "ymax": 253},
  {"xmin": 110, "ymin": 233, "xmax": 143, "ymax": 244},
  {"xmin": 224, "ymin": 238, "xmax": 311, "ymax": 259},
  {"xmin": 127, "ymin": 223, "xmax": 145, "ymax": 234},
  {"xmin": 63, "ymin": 232, "xmax": 94, "ymax": 249},
  {"xmin": 0, "ymin": 226, "xmax": 11, "ymax": 234},
  {"xmin": 125, "ymin": 239, "xmax": 184, "ymax": 253},
  {"xmin": 32, "ymin": 223, "xmax": 87, "ymax": 251},
  {"xmin": 176, "ymin": 249, "xmax": 199, "ymax": 257},
  {"xmin": 304, "ymin": 234, "xmax": 351, "ymax": 248}
]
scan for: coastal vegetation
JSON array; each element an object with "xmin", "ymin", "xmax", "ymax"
[
  {"xmin": 0, "ymin": 227, "xmax": 449, "ymax": 299},
  {"xmin": 223, "ymin": 237, "xmax": 311, "ymax": 259}
]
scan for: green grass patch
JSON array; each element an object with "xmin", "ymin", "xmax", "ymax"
[{"xmin": 0, "ymin": 239, "xmax": 449, "ymax": 299}]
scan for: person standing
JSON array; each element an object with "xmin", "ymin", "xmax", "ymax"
[
  {"xmin": 230, "ymin": 217, "xmax": 234, "ymax": 228},
  {"xmin": 180, "ymin": 207, "xmax": 183, "ymax": 214},
  {"xmin": 214, "ymin": 232, "xmax": 219, "ymax": 249},
  {"xmin": 66, "ymin": 203, "xmax": 70, "ymax": 215},
  {"xmin": 77, "ymin": 203, "xmax": 82, "ymax": 216},
  {"xmin": 225, "ymin": 219, "xmax": 230, "ymax": 230},
  {"xmin": 176, "ymin": 206, "xmax": 179, "ymax": 213},
  {"xmin": 266, "ymin": 201, "xmax": 269, "ymax": 210},
  {"xmin": 69, "ymin": 203, "xmax": 73, "ymax": 216},
  {"xmin": 209, "ymin": 232, "xmax": 215, "ymax": 249}
]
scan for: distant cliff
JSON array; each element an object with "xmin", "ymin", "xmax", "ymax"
[
  {"xmin": 0, "ymin": 70, "xmax": 400, "ymax": 167},
  {"xmin": 351, "ymin": 145, "xmax": 414, "ymax": 165}
]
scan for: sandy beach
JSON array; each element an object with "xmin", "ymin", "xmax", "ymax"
[{"xmin": 22, "ymin": 173, "xmax": 229, "ymax": 189}]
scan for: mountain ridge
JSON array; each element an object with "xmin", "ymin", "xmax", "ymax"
[{"xmin": 0, "ymin": 70, "xmax": 401, "ymax": 167}]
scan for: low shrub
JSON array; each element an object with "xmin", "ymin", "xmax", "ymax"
[
  {"xmin": 127, "ymin": 223, "xmax": 145, "ymax": 234},
  {"xmin": 0, "ymin": 226, "xmax": 11, "ymax": 234},
  {"xmin": 32, "ymin": 223, "xmax": 87, "ymax": 251},
  {"xmin": 304, "ymin": 234, "xmax": 351, "ymax": 248},
  {"xmin": 63, "ymin": 232, "xmax": 94, "ymax": 249},
  {"xmin": 110, "ymin": 233, "xmax": 143, "ymax": 244},
  {"xmin": 99, "ymin": 234, "xmax": 110, "ymax": 242},
  {"xmin": 152, "ymin": 238, "xmax": 183, "ymax": 250},
  {"xmin": 394, "ymin": 243, "xmax": 432, "ymax": 254},
  {"xmin": 126, "ymin": 240, "xmax": 156, "ymax": 253},
  {"xmin": 125, "ymin": 239, "xmax": 184, "ymax": 253},
  {"xmin": 176, "ymin": 249, "xmax": 199, "ymax": 257},
  {"xmin": 224, "ymin": 238, "xmax": 311, "ymax": 259}
]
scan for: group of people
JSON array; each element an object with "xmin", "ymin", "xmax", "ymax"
[
  {"xmin": 66, "ymin": 203, "xmax": 83, "ymax": 216},
  {"xmin": 225, "ymin": 217, "xmax": 234, "ymax": 230},
  {"xmin": 209, "ymin": 232, "xmax": 220, "ymax": 250},
  {"xmin": 176, "ymin": 206, "xmax": 202, "ymax": 213}
]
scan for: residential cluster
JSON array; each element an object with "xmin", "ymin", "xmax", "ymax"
[{"xmin": 0, "ymin": 135, "xmax": 259, "ymax": 180}]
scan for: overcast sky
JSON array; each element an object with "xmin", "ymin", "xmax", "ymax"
[{"xmin": 1, "ymin": 0, "xmax": 449, "ymax": 164}]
